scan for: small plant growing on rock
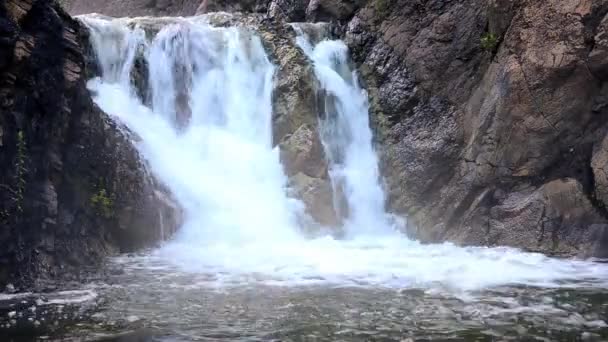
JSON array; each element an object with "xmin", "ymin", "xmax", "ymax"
[
  {"xmin": 91, "ymin": 188, "xmax": 114, "ymax": 219},
  {"xmin": 480, "ymin": 32, "xmax": 499, "ymax": 52},
  {"xmin": 0, "ymin": 130, "xmax": 28, "ymax": 216},
  {"xmin": 14, "ymin": 130, "xmax": 27, "ymax": 213},
  {"xmin": 375, "ymin": 0, "xmax": 390, "ymax": 19}
]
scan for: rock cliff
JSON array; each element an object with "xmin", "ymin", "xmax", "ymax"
[
  {"xmin": 0, "ymin": 0, "xmax": 181, "ymax": 289},
  {"xmin": 341, "ymin": 0, "xmax": 608, "ymax": 257}
]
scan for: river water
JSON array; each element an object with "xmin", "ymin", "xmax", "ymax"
[{"xmin": 4, "ymin": 255, "xmax": 607, "ymax": 341}]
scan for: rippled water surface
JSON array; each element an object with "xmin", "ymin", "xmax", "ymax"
[{"xmin": 3, "ymin": 256, "xmax": 603, "ymax": 342}]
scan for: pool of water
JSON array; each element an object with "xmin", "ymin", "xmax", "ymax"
[{"xmin": 3, "ymin": 255, "xmax": 607, "ymax": 342}]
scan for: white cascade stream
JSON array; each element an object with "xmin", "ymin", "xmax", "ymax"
[
  {"xmin": 294, "ymin": 25, "xmax": 396, "ymax": 235},
  {"xmin": 79, "ymin": 15, "xmax": 608, "ymax": 291}
]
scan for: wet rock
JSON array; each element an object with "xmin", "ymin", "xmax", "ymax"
[
  {"xmin": 279, "ymin": 124, "xmax": 327, "ymax": 179},
  {"xmin": 290, "ymin": 172, "xmax": 340, "ymax": 230},
  {"xmin": 259, "ymin": 21, "xmax": 341, "ymax": 229},
  {"xmin": 589, "ymin": 13, "xmax": 608, "ymax": 81},
  {"xmin": 306, "ymin": 0, "xmax": 364, "ymax": 23},
  {"xmin": 267, "ymin": 0, "xmax": 309, "ymax": 21},
  {"xmin": 592, "ymin": 134, "xmax": 608, "ymax": 208},
  {"xmin": 260, "ymin": 23, "xmax": 318, "ymax": 146},
  {"xmin": 450, "ymin": 179, "xmax": 605, "ymax": 255},
  {"xmin": 0, "ymin": 0, "xmax": 182, "ymax": 288}
]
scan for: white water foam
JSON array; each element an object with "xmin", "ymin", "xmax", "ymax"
[
  {"xmin": 79, "ymin": 15, "xmax": 608, "ymax": 292},
  {"xmin": 293, "ymin": 24, "xmax": 395, "ymax": 235}
]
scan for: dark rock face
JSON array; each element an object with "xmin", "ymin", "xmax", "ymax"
[
  {"xmin": 0, "ymin": 0, "xmax": 181, "ymax": 289},
  {"xmin": 344, "ymin": 0, "xmax": 608, "ymax": 256}
]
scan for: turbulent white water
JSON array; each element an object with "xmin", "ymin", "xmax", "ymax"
[
  {"xmin": 80, "ymin": 15, "xmax": 608, "ymax": 292},
  {"xmin": 294, "ymin": 25, "xmax": 394, "ymax": 235}
]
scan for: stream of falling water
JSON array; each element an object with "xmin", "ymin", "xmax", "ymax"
[
  {"xmin": 25, "ymin": 13, "xmax": 606, "ymax": 341},
  {"xmin": 79, "ymin": 14, "xmax": 608, "ymax": 291},
  {"xmin": 293, "ymin": 24, "xmax": 396, "ymax": 236}
]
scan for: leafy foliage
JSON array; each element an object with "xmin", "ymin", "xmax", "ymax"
[
  {"xmin": 480, "ymin": 32, "xmax": 499, "ymax": 52},
  {"xmin": 375, "ymin": 0, "xmax": 390, "ymax": 19},
  {"xmin": 15, "ymin": 131, "xmax": 27, "ymax": 212},
  {"xmin": 91, "ymin": 188, "xmax": 114, "ymax": 219}
]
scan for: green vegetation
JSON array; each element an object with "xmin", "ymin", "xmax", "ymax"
[
  {"xmin": 14, "ymin": 130, "xmax": 27, "ymax": 213},
  {"xmin": 91, "ymin": 188, "xmax": 114, "ymax": 219},
  {"xmin": 0, "ymin": 130, "xmax": 28, "ymax": 218},
  {"xmin": 375, "ymin": 0, "xmax": 390, "ymax": 18},
  {"xmin": 480, "ymin": 32, "xmax": 499, "ymax": 52}
]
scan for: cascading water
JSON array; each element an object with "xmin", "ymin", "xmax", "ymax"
[
  {"xmin": 293, "ymin": 24, "xmax": 396, "ymax": 235},
  {"xmin": 83, "ymin": 16, "xmax": 302, "ymax": 247},
  {"xmin": 79, "ymin": 15, "xmax": 608, "ymax": 291}
]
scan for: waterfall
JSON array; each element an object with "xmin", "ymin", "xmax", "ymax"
[
  {"xmin": 79, "ymin": 15, "xmax": 607, "ymax": 291},
  {"xmin": 293, "ymin": 24, "xmax": 397, "ymax": 236},
  {"xmin": 82, "ymin": 16, "xmax": 303, "ymax": 248},
  {"xmin": 84, "ymin": 16, "xmax": 145, "ymax": 85}
]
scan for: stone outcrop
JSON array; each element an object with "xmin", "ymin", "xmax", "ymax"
[
  {"xmin": 260, "ymin": 20, "xmax": 340, "ymax": 230},
  {"xmin": 0, "ymin": 0, "xmax": 181, "ymax": 289}
]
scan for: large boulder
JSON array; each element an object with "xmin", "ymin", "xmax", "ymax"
[
  {"xmin": 0, "ymin": 0, "xmax": 181, "ymax": 288},
  {"xmin": 260, "ymin": 20, "xmax": 339, "ymax": 229},
  {"xmin": 290, "ymin": 172, "xmax": 339, "ymax": 230},
  {"xmin": 306, "ymin": 0, "xmax": 364, "ymax": 22},
  {"xmin": 279, "ymin": 124, "xmax": 327, "ymax": 179},
  {"xmin": 267, "ymin": 0, "xmax": 309, "ymax": 21}
]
